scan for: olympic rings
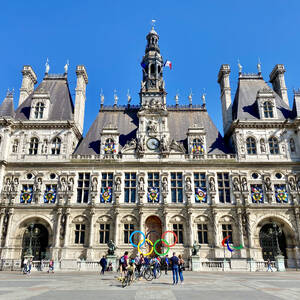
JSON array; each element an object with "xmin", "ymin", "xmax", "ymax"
[
  {"xmin": 161, "ymin": 231, "xmax": 178, "ymax": 247},
  {"xmin": 153, "ymin": 239, "xmax": 170, "ymax": 256},
  {"xmin": 138, "ymin": 239, "xmax": 154, "ymax": 256},
  {"xmin": 222, "ymin": 235, "xmax": 243, "ymax": 252},
  {"xmin": 131, "ymin": 231, "xmax": 178, "ymax": 256},
  {"xmin": 129, "ymin": 230, "xmax": 146, "ymax": 248}
]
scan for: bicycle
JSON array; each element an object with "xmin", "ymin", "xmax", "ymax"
[{"xmin": 143, "ymin": 265, "xmax": 161, "ymax": 281}]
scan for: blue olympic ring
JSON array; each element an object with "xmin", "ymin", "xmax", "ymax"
[{"xmin": 129, "ymin": 230, "xmax": 146, "ymax": 248}]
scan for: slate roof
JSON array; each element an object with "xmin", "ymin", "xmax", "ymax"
[
  {"xmin": 0, "ymin": 94, "xmax": 15, "ymax": 117},
  {"xmin": 15, "ymin": 75, "xmax": 74, "ymax": 121},
  {"xmin": 75, "ymin": 106, "xmax": 231, "ymax": 155},
  {"xmin": 232, "ymin": 75, "xmax": 292, "ymax": 121}
]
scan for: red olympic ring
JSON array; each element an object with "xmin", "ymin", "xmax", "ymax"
[
  {"xmin": 222, "ymin": 235, "xmax": 231, "ymax": 247},
  {"xmin": 161, "ymin": 231, "xmax": 178, "ymax": 247}
]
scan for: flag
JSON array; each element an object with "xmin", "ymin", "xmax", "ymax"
[{"xmin": 164, "ymin": 60, "xmax": 172, "ymax": 69}]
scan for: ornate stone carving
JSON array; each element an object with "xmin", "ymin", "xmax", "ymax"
[
  {"xmin": 147, "ymin": 120, "xmax": 158, "ymax": 134},
  {"xmin": 160, "ymin": 135, "xmax": 169, "ymax": 152},
  {"xmin": 33, "ymin": 177, "xmax": 42, "ymax": 193},
  {"xmin": 121, "ymin": 138, "xmax": 137, "ymax": 152},
  {"xmin": 68, "ymin": 178, "xmax": 74, "ymax": 192},
  {"xmin": 58, "ymin": 177, "xmax": 68, "ymax": 192},
  {"xmin": 233, "ymin": 177, "xmax": 240, "ymax": 192},
  {"xmin": 169, "ymin": 139, "xmax": 185, "ymax": 153},
  {"xmin": 264, "ymin": 176, "xmax": 272, "ymax": 192},
  {"xmin": 185, "ymin": 177, "xmax": 192, "ymax": 192},
  {"xmin": 138, "ymin": 177, "xmax": 145, "ymax": 192},
  {"xmin": 3, "ymin": 178, "xmax": 12, "ymax": 194},
  {"xmin": 209, "ymin": 177, "xmax": 215, "ymax": 192},
  {"xmin": 241, "ymin": 177, "xmax": 248, "ymax": 192},
  {"xmin": 162, "ymin": 176, "xmax": 168, "ymax": 193},
  {"xmin": 115, "ymin": 176, "xmax": 121, "ymax": 193},
  {"xmin": 137, "ymin": 136, "xmax": 145, "ymax": 152},
  {"xmin": 289, "ymin": 176, "xmax": 296, "ymax": 192},
  {"xmin": 92, "ymin": 177, "xmax": 98, "ymax": 192},
  {"xmin": 260, "ymin": 138, "xmax": 266, "ymax": 153}
]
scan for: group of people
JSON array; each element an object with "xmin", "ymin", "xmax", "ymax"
[
  {"xmin": 103, "ymin": 251, "xmax": 185, "ymax": 285},
  {"xmin": 22, "ymin": 258, "xmax": 54, "ymax": 274}
]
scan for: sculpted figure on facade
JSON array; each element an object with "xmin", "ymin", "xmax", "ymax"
[
  {"xmin": 161, "ymin": 135, "xmax": 169, "ymax": 152},
  {"xmin": 59, "ymin": 177, "xmax": 68, "ymax": 192},
  {"xmin": 264, "ymin": 177, "xmax": 272, "ymax": 192},
  {"xmin": 92, "ymin": 177, "xmax": 98, "ymax": 192},
  {"xmin": 260, "ymin": 138, "xmax": 266, "ymax": 153},
  {"xmin": 169, "ymin": 139, "xmax": 185, "ymax": 153},
  {"xmin": 288, "ymin": 177, "xmax": 296, "ymax": 192},
  {"xmin": 147, "ymin": 120, "xmax": 158, "ymax": 134},
  {"xmin": 137, "ymin": 136, "xmax": 145, "ymax": 152},
  {"xmin": 68, "ymin": 178, "xmax": 74, "ymax": 192},
  {"xmin": 3, "ymin": 178, "xmax": 12, "ymax": 193},
  {"xmin": 185, "ymin": 177, "xmax": 192, "ymax": 192},
  {"xmin": 12, "ymin": 178, "xmax": 19, "ymax": 193},
  {"xmin": 209, "ymin": 177, "xmax": 216, "ymax": 192},
  {"xmin": 34, "ymin": 178, "xmax": 42, "ymax": 193},
  {"xmin": 115, "ymin": 176, "xmax": 121, "ymax": 192},
  {"xmin": 138, "ymin": 177, "xmax": 145, "ymax": 192},
  {"xmin": 162, "ymin": 176, "xmax": 168, "ymax": 193},
  {"xmin": 241, "ymin": 177, "xmax": 248, "ymax": 192},
  {"xmin": 122, "ymin": 138, "xmax": 137, "ymax": 152},
  {"xmin": 41, "ymin": 140, "xmax": 48, "ymax": 154},
  {"xmin": 233, "ymin": 177, "xmax": 240, "ymax": 192}
]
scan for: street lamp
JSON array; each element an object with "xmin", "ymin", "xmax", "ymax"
[
  {"xmin": 25, "ymin": 223, "xmax": 35, "ymax": 257},
  {"xmin": 272, "ymin": 222, "xmax": 282, "ymax": 256}
]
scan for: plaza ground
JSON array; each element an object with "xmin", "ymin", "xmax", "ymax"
[{"xmin": 0, "ymin": 271, "xmax": 300, "ymax": 300}]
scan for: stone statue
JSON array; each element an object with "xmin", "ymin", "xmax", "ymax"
[
  {"xmin": 138, "ymin": 177, "xmax": 145, "ymax": 192},
  {"xmin": 107, "ymin": 240, "xmax": 116, "ymax": 255},
  {"xmin": 264, "ymin": 177, "xmax": 272, "ymax": 192},
  {"xmin": 233, "ymin": 177, "xmax": 240, "ymax": 192},
  {"xmin": 92, "ymin": 177, "xmax": 98, "ymax": 192},
  {"xmin": 241, "ymin": 177, "xmax": 248, "ymax": 192},
  {"xmin": 122, "ymin": 138, "xmax": 136, "ymax": 152},
  {"xmin": 68, "ymin": 178, "xmax": 74, "ymax": 192},
  {"xmin": 162, "ymin": 177, "xmax": 168, "ymax": 193},
  {"xmin": 12, "ymin": 178, "xmax": 19, "ymax": 193},
  {"xmin": 3, "ymin": 178, "xmax": 11, "ymax": 193},
  {"xmin": 260, "ymin": 139, "xmax": 266, "ymax": 153},
  {"xmin": 169, "ymin": 139, "xmax": 185, "ymax": 153},
  {"xmin": 41, "ymin": 140, "xmax": 48, "ymax": 154},
  {"xmin": 209, "ymin": 177, "xmax": 215, "ymax": 192},
  {"xmin": 147, "ymin": 120, "xmax": 158, "ymax": 133},
  {"xmin": 161, "ymin": 135, "xmax": 169, "ymax": 152},
  {"xmin": 115, "ymin": 177, "xmax": 121, "ymax": 192},
  {"xmin": 34, "ymin": 178, "xmax": 42, "ymax": 193},
  {"xmin": 59, "ymin": 177, "xmax": 68, "ymax": 192},
  {"xmin": 288, "ymin": 177, "xmax": 296, "ymax": 192},
  {"xmin": 185, "ymin": 177, "xmax": 192, "ymax": 192},
  {"xmin": 137, "ymin": 136, "xmax": 145, "ymax": 152},
  {"xmin": 192, "ymin": 241, "xmax": 200, "ymax": 256}
]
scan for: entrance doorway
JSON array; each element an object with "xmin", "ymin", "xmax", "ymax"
[
  {"xmin": 259, "ymin": 223, "xmax": 287, "ymax": 261},
  {"xmin": 145, "ymin": 216, "xmax": 162, "ymax": 256},
  {"xmin": 21, "ymin": 224, "xmax": 49, "ymax": 260}
]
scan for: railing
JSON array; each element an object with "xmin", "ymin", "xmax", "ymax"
[
  {"xmin": 77, "ymin": 261, "xmax": 101, "ymax": 271},
  {"xmin": 201, "ymin": 261, "xmax": 224, "ymax": 271},
  {"xmin": 253, "ymin": 261, "xmax": 276, "ymax": 272}
]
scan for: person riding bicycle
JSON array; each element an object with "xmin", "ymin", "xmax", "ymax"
[
  {"xmin": 127, "ymin": 260, "xmax": 135, "ymax": 283},
  {"xmin": 150, "ymin": 256, "xmax": 160, "ymax": 279}
]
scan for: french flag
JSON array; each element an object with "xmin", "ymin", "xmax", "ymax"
[{"xmin": 164, "ymin": 60, "xmax": 172, "ymax": 70}]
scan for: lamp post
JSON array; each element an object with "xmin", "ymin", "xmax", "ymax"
[
  {"xmin": 272, "ymin": 222, "xmax": 282, "ymax": 256},
  {"xmin": 26, "ymin": 223, "xmax": 35, "ymax": 257}
]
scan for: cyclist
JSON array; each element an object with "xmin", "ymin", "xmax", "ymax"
[
  {"xmin": 119, "ymin": 251, "xmax": 129, "ymax": 278},
  {"xmin": 150, "ymin": 256, "xmax": 160, "ymax": 279},
  {"xmin": 127, "ymin": 259, "xmax": 135, "ymax": 283}
]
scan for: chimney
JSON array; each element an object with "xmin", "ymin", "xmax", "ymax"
[
  {"xmin": 74, "ymin": 65, "xmax": 88, "ymax": 134},
  {"xmin": 18, "ymin": 65, "xmax": 37, "ymax": 107},
  {"xmin": 293, "ymin": 89, "xmax": 300, "ymax": 118},
  {"xmin": 269, "ymin": 64, "xmax": 289, "ymax": 107},
  {"xmin": 218, "ymin": 64, "xmax": 232, "ymax": 134}
]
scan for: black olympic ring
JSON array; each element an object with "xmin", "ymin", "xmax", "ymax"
[{"xmin": 145, "ymin": 230, "xmax": 161, "ymax": 246}]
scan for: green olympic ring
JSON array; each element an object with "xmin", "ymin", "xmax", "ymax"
[{"xmin": 153, "ymin": 239, "xmax": 170, "ymax": 256}]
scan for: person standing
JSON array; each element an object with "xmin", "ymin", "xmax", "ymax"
[
  {"xmin": 119, "ymin": 251, "xmax": 129, "ymax": 278},
  {"xmin": 178, "ymin": 254, "xmax": 185, "ymax": 284},
  {"xmin": 27, "ymin": 258, "xmax": 32, "ymax": 275},
  {"xmin": 47, "ymin": 259, "xmax": 54, "ymax": 273},
  {"xmin": 267, "ymin": 258, "xmax": 273, "ymax": 272},
  {"xmin": 99, "ymin": 255, "xmax": 107, "ymax": 275},
  {"xmin": 170, "ymin": 252, "xmax": 179, "ymax": 285},
  {"xmin": 23, "ymin": 257, "xmax": 28, "ymax": 274},
  {"xmin": 164, "ymin": 255, "xmax": 169, "ymax": 275}
]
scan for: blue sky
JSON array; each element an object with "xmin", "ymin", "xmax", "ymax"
[{"xmin": 0, "ymin": 0, "xmax": 299, "ymax": 135}]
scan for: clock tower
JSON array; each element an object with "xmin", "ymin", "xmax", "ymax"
[{"xmin": 137, "ymin": 26, "xmax": 170, "ymax": 155}]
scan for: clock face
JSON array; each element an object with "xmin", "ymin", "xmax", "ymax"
[{"xmin": 147, "ymin": 138, "xmax": 160, "ymax": 150}]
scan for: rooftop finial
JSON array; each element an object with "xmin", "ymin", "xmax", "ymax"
[
  {"xmin": 257, "ymin": 57, "xmax": 262, "ymax": 75},
  {"xmin": 127, "ymin": 89, "xmax": 132, "ymax": 105},
  {"xmin": 151, "ymin": 19, "xmax": 156, "ymax": 29},
  {"xmin": 100, "ymin": 89, "xmax": 104, "ymax": 109},
  {"xmin": 202, "ymin": 89, "xmax": 206, "ymax": 108},
  {"xmin": 6, "ymin": 88, "xmax": 14, "ymax": 97},
  {"xmin": 175, "ymin": 92, "xmax": 179, "ymax": 107},
  {"xmin": 238, "ymin": 59, "xmax": 242, "ymax": 74},
  {"xmin": 188, "ymin": 89, "xmax": 193, "ymax": 107},
  {"xmin": 45, "ymin": 58, "xmax": 50, "ymax": 74},
  {"xmin": 114, "ymin": 89, "xmax": 118, "ymax": 107},
  {"xmin": 64, "ymin": 59, "xmax": 69, "ymax": 74}
]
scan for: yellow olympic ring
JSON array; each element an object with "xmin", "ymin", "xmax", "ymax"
[{"xmin": 138, "ymin": 238, "xmax": 153, "ymax": 256}]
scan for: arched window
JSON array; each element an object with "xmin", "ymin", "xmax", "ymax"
[
  {"xmin": 191, "ymin": 138, "xmax": 204, "ymax": 154},
  {"xmin": 290, "ymin": 138, "xmax": 296, "ymax": 152},
  {"xmin": 12, "ymin": 139, "xmax": 19, "ymax": 153},
  {"xmin": 104, "ymin": 138, "xmax": 115, "ymax": 154},
  {"xmin": 246, "ymin": 137, "xmax": 257, "ymax": 154},
  {"xmin": 51, "ymin": 137, "xmax": 61, "ymax": 155},
  {"xmin": 34, "ymin": 102, "xmax": 45, "ymax": 119},
  {"xmin": 268, "ymin": 137, "xmax": 279, "ymax": 154},
  {"xmin": 150, "ymin": 64, "xmax": 155, "ymax": 75},
  {"xmin": 263, "ymin": 101, "xmax": 274, "ymax": 118},
  {"xmin": 29, "ymin": 138, "xmax": 39, "ymax": 155}
]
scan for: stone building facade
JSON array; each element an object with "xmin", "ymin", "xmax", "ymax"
[{"xmin": 0, "ymin": 27, "xmax": 300, "ymax": 269}]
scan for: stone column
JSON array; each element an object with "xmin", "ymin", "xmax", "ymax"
[
  {"xmin": 237, "ymin": 209, "xmax": 244, "ymax": 246},
  {"xmin": 54, "ymin": 208, "xmax": 62, "ymax": 248},
  {"xmin": 211, "ymin": 209, "xmax": 218, "ymax": 247},
  {"xmin": 4, "ymin": 208, "xmax": 14, "ymax": 248},
  {"xmin": 294, "ymin": 208, "xmax": 300, "ymax": 247},
  {"xmin": 163, "ymin": 211, "xmax": 169, "ymax": 233},
  {"xmin": 63, "ymin": 209, "xmax": 71, "ymax": 248},
  {"xmin": 114, "ymin": 210, "xmax": 119, "ymax": 245},
  {"xmin": 88, "ymin": 209, "xmax": 95, "ymax": 248},
  {"xmin": 246, "ymin": 212, "xmax": 253, "ymax": 248},
  {"xmin": 139, "ymin": 210, "xmax": 144, "ymax": 233},
  {"xmin": 187, "ymin": 210, "xmax": 194, "ymax": 247},
  {"xmin": 0, "ymin": 208, "xmax": 5, "ymax": 243}
]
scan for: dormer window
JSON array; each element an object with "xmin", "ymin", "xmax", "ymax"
[
  {"xmin": 34, "ymin": 102, "xmax": 45, "ymax": 119},
  {"xmin": 51, "ymin": 137, "xmax": 61, "ymax": 155},
  {"xmin": 191, "ymin": 138, "xmax": 204, "ymax": 155},
  {"xmin": 246, "ymin": 137, "xmax": 257, "ymax": 154},
  {"xmin": 29, "ymin": 138, "xmax": 39, "ymax": 155},
  {"xmin": 104, "ymin": 138, "xmax": 115, "ymax": 154},
  {"xmin": 263, "ymin": 101, "xmax": 274, "ymax": 118},
  {"xmin": 268, "ymin": 137, "xmax": 279, "ymax": 154}
]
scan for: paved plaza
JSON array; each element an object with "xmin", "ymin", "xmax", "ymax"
[{"xmin": 0, "ymin": 271, "xmax": 300, "ymax": 300}]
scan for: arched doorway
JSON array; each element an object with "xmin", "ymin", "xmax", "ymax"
[
  {"xmin": 145, "ymin": 216, "xmax": 162, "ymax": 256},
  {"xmin": 21, "ymin": 224, "xmax": 49, "ymax": 260},
  {"xmin": 259, "ymin": 223, "xmax": 287, "ymax": 261}
]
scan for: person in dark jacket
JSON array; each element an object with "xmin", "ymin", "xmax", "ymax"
[
  {"xmin": 99, "ymin": 255, "xmax": 107, "ymax": 275},
  {"xmin": 170, "ymin": 252, "xmax": 179, "ymax": 285}
]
